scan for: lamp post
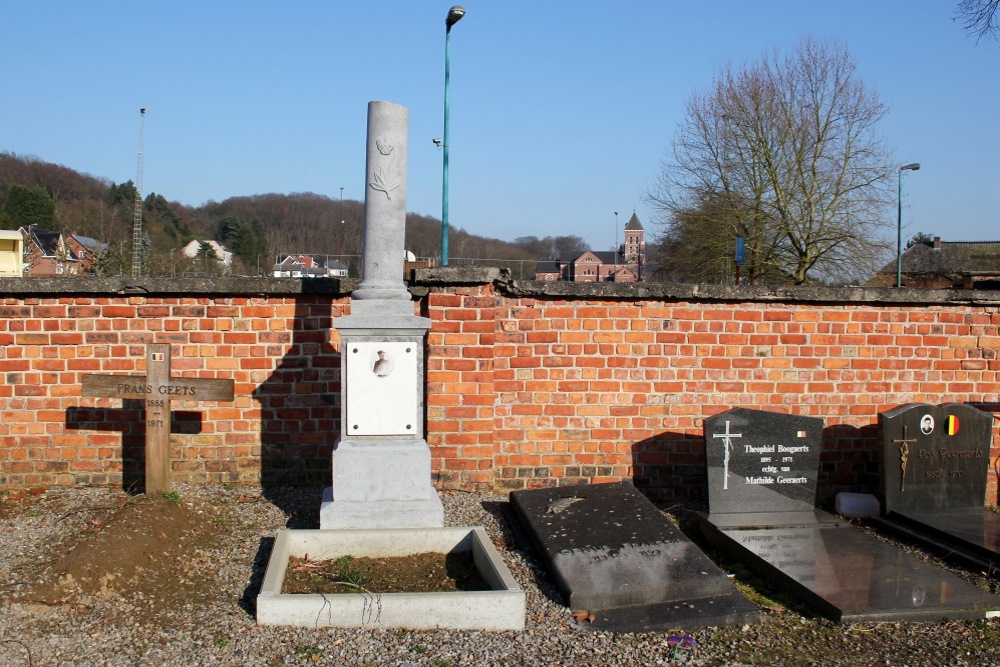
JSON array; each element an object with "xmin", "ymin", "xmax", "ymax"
[
  {"xmin": 896, "ymin": 163, "xmax": 920, "ymax": 288},
  {"xmin": 441, "ymin": 5, "xmax": 465, "ymax": 266}
]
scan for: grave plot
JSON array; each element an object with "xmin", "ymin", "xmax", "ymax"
[
  {"xmin": 871, "ymin": 403, "xmax": 1000, "ymax": 572},
  {"xmin": 260, "ymin": 101, "xmax": 522, "ymax": 631},
  {"xmin": 508, "ymin": 481, "xmax": 760, "ymax": 632},
  {"xmin": 81, "ymin": 343, "xmax": 234, "ymax": 494},
  {"xmin": 697, "ymin": 407, "xmax": 1000, "ymax": 623}
]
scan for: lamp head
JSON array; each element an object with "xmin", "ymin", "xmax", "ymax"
[
  {"xmin": 900, "ymin": 163, "xmax": 920, "ymax": 171},
  {"xmin": 446, "ymin": 5, "xmax": 465, "ymax": 29}
]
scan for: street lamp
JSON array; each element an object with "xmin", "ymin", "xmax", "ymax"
[
  {"xmin": 441, "ymin": 5, "xmax": 465, "ymax": 266},
  {"xmin": 896, "ymin": 163, "xmax": 920, "ymax": 288}
]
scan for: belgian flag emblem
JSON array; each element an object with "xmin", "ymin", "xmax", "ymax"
[{"xmin": 947, "ymin": 414, "xmax": 960, "ymax": 436}]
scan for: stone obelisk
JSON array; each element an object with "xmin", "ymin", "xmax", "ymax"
[{"xmin": 320, "ymin": 101, "xmax": 443, "ymax": 529}]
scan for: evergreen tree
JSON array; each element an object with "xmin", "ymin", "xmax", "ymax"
[{"xmin": 2, "ymin": 184, "xmax": 55, "ymax": 230}]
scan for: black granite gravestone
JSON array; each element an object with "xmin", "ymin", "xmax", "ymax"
[
  {"xmin": 705, "ymin": 408, "xmax": 838, "ymax": 528},
  {"xmin": 698, "ymin": 407, "xmax": 1000, "ymax": 622},
  {"xmin": 872, "ymin": 403, "xmax": 1000, "ymax": 571},
  {"xmin": 509, "ymin": 481, "xmax": 760, "ymax": 632}
]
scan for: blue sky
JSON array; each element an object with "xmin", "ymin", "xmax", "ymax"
[{"xmin": 4, "ymin": 1, "xmax": 998, "ymax": 253}]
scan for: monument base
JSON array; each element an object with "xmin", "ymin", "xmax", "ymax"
[
  {"xmin": 320, "ymin": 487, "xmax": 444, "ymax": 529},
  {"xmin": 320, "ymin": 438, "xmax": 443, "ymax": 529}
]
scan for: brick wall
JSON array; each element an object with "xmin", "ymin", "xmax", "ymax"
[{"xmin": 2, "ymin": 273, "xmax": 999, "ymax": 509}]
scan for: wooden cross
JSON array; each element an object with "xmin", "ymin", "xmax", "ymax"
[{"xmin": 82, "ymin": 344, "xmax": 234, "ymax": 494}]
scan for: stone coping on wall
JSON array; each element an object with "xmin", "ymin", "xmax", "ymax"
[
  {"xmin": 0, "ymin": 275, "xmax": 356, "ymax": 296},
  {"xmin": 410, "ymin": 266, "xmax": 1000, "ymax": 307},
  {"xmin": 4, "ymin": 270, "xmax": 1000, "ymax": 307}
]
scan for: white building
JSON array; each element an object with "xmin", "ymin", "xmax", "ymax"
[{"xmin": 180, "ymin": 239, "xmax": 233, "ymax": 267}]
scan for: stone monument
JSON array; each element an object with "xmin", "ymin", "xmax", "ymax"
[
  {"xmin": 872, "ymin": 403, "xmax": 1000, "ymax": 571},
  {"xmin": 698, "ymin": 407, "xmax": 1000, "ymax": 622},
  {"xmin": 319, "ymin": 101, "xmax": 443, "ymax": 529}
]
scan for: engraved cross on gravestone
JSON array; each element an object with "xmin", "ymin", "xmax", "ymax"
[{"xmin": 82, "ymin": 344, "xmax": 234, "ymax": 494}]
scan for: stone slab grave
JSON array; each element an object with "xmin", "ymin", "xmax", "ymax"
[
  {"xmin": 697, "ymin": 407, "xmax": 1000, "ymax": 622},
  {"xmin": 257, "ymin": 527, "xmax": 525, "ymax": 630},
  {"xmin": 81, "ymin": 343, "xmax": 234, "ymax": 494},
  {"xmin": 508, "ymin": 481, "xmax": 760, "ymax": 632},
  {"xmin": 871, "ymin": 403, "xmax": 1000, "ymax": 572}
]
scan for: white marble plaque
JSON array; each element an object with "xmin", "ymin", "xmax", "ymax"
[{"xmin": 345, "ymin": 341, "xmax": 418, "ymax": 435}]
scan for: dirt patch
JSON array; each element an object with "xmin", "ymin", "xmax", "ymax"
[
  {"xmin": 283, "ymin": 551, "xmax": 490, "ymax": 594},
  {"xmin": 15, "ymin": 493, "xmax": 226, "ymax": 622},
  {"xmin": 0, "ymin": 487, "xmax": 46, "ymax": 520}
]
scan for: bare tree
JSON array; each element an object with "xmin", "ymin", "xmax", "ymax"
[
  {"xmin": 956, "ymin": 0, "xmax": 1000, "ymax": 43},
  {"xmin": 649, "ymin": 39, "xmax": 895, "ymax": 285}
]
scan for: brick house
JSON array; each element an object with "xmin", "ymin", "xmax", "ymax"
[
  {"xmin": 868, "ymin": 237, "xmax": 1000, "ymax": 289},
  {"xmin": 534, "ymin": 212, "xmax": 646, "ymax": 282},
  {"xmin": 272, "ymin": 254, "xmax": 349, "ymax": 278},
  {"xmin": 19, "ymin": 227, "xmax": 104, "ymax": 276}
]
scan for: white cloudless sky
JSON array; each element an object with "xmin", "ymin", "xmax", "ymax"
[{"xmin": 4, "ymin": 1, "xmax": 998, "ymax": 253}]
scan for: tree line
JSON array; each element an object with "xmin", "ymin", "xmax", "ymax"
[{"xmin": 0, "ymin": 151, "xmax": 588, "ymax": 278}]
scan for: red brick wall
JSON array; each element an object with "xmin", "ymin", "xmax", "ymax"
[
  {"xmin": 0, "ymin": 283, "xmax": 350, "ymax": 491},
  {"xmin": 423, "ymin": 277, "xmax": 1000, "ymax": 507},
  {"xmin": 2, "ymin": 275, "xmax": 999, "ymax": 508}
]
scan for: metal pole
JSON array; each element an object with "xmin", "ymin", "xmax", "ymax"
[
  {"xmin": 441, "ymin": 6, "xmax": 464, "ymax": 266},
  {"xmin": 896, "ymin": 170, "xmax": 902, "ymax": 288},
  {"xmin": 896, "ymin": 163, "xmax": 920, "ymax": 288},
  {"xmin": 441, "ymin": 24, "xmax": 453, "ymax": 265}
]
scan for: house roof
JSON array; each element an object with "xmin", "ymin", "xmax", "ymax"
[
  {"xmin": 534, "ymin": 260, "xmax": 561, "ymax": 274},
  {"xmin": 897, "ymin": 239, "xmax": 1000, "ymax": 276},
  {"xmin": 590, "ymin": 250, "xmax": 622, "ymax": 264},
  {"xmin": 71, "ymin": 234, "xmax": 108, "ymax": 251},
  {"xmin": 26, "ymin": 228, "xmax": 62, "ymax": 257},
  {"xmin": 624, "ymin": 212, "xmax": 643, "ymax": 231},
  {"xmin": 555, "ymin": 249, "xmax": 623, "ymax": 265},
  {"xmin": 276, "ymin": 254, "xmax": 348, "ymax": 271}
]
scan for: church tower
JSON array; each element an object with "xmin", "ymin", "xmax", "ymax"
[{"xmin": 623, "ymin": 212, "xmax": 646, "ymax": 280}]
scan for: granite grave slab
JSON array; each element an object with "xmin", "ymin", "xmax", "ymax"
[
  {"xmin": 704, "ymin": 407, "xmax": 841, "ymax": 528},
  {"xmin": 508, "ymin": 481, "xmax": 760, "ymax": 632},
  {"xmin": 872, "ymin": 403, "xmax": 1000, "ymax": 572},
  {"xmin": 698, "ymin": 407, "xmax": 1000, "ymax": 622}
]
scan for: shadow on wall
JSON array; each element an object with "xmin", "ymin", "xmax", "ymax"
[
  {"xmin": 65, "ymin": 404, "xmax": 205, "ymax": 494},
  {"xmin": 819, "ymin": 423, "xmax": 881, "ymax": 509},
  {"xmin": 630, "ymin": 421, "xmax": 883, "ymax": 511},
  {"xmin": 252, "ymin": 296, "xmax": 343, "ymax": 526},
  {"xmin": 967, "ymin": 401, "xmax": 1000, "ymax": 506},
  {"xmin": 631, "ymin": 430, "xmax": 706, "ymax": 509}
]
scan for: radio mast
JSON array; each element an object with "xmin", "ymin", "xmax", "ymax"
[{"xmin": 132, "ymin": 108, "xmax": 147, "ymax": 277}]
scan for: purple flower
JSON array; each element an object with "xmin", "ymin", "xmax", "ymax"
[{"xmin": 667, "ymin": 635, "xmax": 699, "ymax": 650}]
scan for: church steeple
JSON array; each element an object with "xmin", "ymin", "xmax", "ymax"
[{"xmin": 622, "ymin": 211, "xmax": 645, "ymax": 279}]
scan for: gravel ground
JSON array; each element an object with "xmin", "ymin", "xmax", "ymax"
[{"xmin": 1, "ymin": 484, "xmax": 999, "ymax": 666}]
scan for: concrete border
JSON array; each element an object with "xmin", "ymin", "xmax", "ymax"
[{"xmin": 257, "ymin": 527, "xmax": 525, "ymax": 630}]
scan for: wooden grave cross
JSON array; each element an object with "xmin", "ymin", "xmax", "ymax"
[{"xmin": 82, "ymin": 343, "xmax": 234, "ymax": 494}]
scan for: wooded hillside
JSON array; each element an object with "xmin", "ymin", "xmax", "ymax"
[{"xmin": 1, "ymin": 152, "xmax": 583, "ymax": 278}]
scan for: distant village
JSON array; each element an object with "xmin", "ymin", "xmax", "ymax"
[
  {"xmin": 0, "ymin": 214, "xmax": 650, "ymax": 283},
  {"xmin": 4, "ymin": 216, "xmax": 1000, "ymax": 290}
]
